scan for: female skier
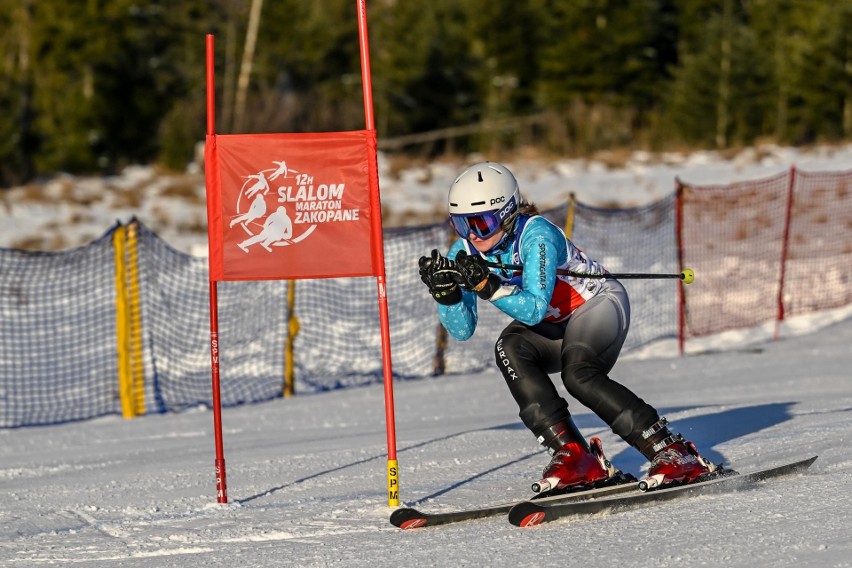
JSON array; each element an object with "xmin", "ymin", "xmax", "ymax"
[{"xmin": 419, "ymin": 161, "xmax": 715, "ymax": 493}]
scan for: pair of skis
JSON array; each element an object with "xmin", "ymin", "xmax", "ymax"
[{"xmin": 389, "ymin": 456, "xmax": 817, "ymax": 529}]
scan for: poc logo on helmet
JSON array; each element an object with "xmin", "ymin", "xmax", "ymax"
[
  {"xmin": 490, "ymin": 196, "xmax": 506, "ymax": 206},
  {"xmin": 498, "ymin": 199, "xmax": 515, "ymax": 220}
]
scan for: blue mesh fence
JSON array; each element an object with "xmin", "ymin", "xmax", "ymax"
[
  {"xmin": 571, "ymin": 194, "xmax": 679, "ymax": 351},
  {"xmin": 0, "ymin": 227, "xmax": 120, "ymax": 427},
  {"xmin": 292, "ymin": 222, "xmax": 449, "ymax": 390},
  {"xmin": 135, "ymin": 222, "xmax": 288, "ymax": 411},
  {"xmin": 1, "ymin": 169, "xmax": 850, "ymax": 427}
]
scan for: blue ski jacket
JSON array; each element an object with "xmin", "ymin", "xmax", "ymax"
[{"xmin": 437, "ymin": 214, "xmax": 607, "ymax": 341}]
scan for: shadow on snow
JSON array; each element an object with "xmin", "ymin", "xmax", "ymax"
[
  {"xmin": 236, "ymin": 402, "xmax": 795, "ymax": 507},
  {"xmin": 407, "ymin": 402, "xmax": 795, "ymax": 505}
]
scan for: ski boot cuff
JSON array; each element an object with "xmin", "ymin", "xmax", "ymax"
[
  {"xmin": 536, "ymin": 420, "xmax": 590, "ymax": 456},
  {"xmin": 636, "ymin": 417, "xmax": 681, "ymax": 460}
]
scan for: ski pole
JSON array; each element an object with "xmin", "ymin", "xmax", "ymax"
[{"xmin": 485, "ymin": 261, "xmax": 695, "ymax": 284}]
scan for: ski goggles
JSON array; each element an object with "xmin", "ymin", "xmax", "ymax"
[{"xmin": 449, "ymin": 209, "xmax": 505, "ymax": 239}]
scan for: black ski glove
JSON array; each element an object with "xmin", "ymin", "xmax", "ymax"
[
  {"xmin": 454, "ymin": 250, "xmax": 501, "ymax": 300},
  {"xmin": 418, "ymin": 249, "xmax": 462, "ymax": 305}
]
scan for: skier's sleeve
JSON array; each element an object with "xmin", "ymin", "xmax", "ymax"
[
  {"xmin": 488, "ymin": 219, "xmax": 563, "ymax": 326},
  {"xmin": 436, "ymin": 239, "xmax": 478, "ymax": 341}
]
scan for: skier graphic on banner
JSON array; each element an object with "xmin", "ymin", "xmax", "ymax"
[
  {"xmin": 230, "ymin": 193, "xmax": 267, "ymax": 230},
  {"xmin": 238, "ymin": 206, "xmax": 293, "ymax": 251}
]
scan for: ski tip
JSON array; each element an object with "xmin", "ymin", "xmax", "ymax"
[
  {"xmin": 390, "ymin": 507, "xmax": 428, "ymax": 529},
  {"xmin": 508, "ymin": 503, "xmax": 547, "ymax": 527},
  {"xmin": 518, "ymin": 511, "xmax": 546, "ymax": 527},
  {"xmin": 399, "ymin": 518, "xmax": 428, "ymax": 530}
]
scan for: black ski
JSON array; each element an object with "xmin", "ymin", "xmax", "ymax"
[
  {"xmin": 390, "ymin": 477, "xmax": 637, "ymax": 529},
  {"xmin": 508, "ymin": 455, "xmax": 818, "ymax": 527}
]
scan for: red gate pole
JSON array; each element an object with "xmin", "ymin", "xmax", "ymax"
[
  {"xmin": 206, "ymin": 34, "xmax": 228, "ymax": 504},
  {"xmin": 356, "ymin": 0, "xmax": 400, "ymax": 507}
]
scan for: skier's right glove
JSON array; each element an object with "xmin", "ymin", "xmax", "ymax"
[
  {"xmin": 454, "ymin": 250, "xmax": 501, "ymax": 300},
  {"xmin": 418, "ymin": 249, "xmax": 462, "ymax": 305}
]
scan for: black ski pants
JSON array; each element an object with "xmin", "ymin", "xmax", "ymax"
[{"xmin": 494, "ymin": 279, "xmax": 659, "ymax": 450}]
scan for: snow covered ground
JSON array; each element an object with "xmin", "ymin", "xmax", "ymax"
[{"xmin": 1, "ymin": 311, "xmax": 850, "ymax": 567}]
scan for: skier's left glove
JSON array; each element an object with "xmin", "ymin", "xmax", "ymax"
[
  {"xmin": 454, "ymin": 250, "xmax": 501, "ymax": 300},
  {"xmin": 418, "ymin": 249, "xmax": 462, "ymax": 305}
]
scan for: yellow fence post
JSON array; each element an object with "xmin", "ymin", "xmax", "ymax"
[
  {"xmin": 564, "ymin": 192, "xmax": 576, "ymax": 239},
  {"xmin": 126, "ymin": 221, "xmax": 145, "ymax": 415},
  {"xmin": 283, "ymin": 279, "xmax": 300, "ymax": 397},
  {"xmin": 113, "ymin": 222, "xmax": 145, "ymax": 418}
]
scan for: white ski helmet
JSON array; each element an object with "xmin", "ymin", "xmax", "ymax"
[{"xmin": 448, "ymin": 162, "xmax": 521, "ymax": 239}]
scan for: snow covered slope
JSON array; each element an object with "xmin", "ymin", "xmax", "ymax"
[{"xmin": 1, "ymin": 314, "xmax": 850, "ymax": 567}]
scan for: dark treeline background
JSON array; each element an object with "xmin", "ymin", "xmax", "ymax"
[{"xmin": 1, "ymin": 0, "xmax": 850, "ymax": 186}]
